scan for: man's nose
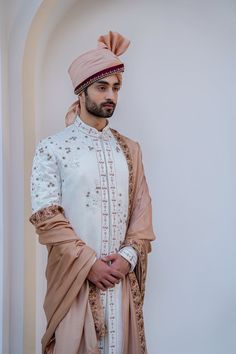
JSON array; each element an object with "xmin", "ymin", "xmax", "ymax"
[{"xmin": 105, "ymin": 88, "xmax": 116, "ymax": 101}]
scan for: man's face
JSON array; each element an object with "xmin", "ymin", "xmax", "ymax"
[{"xmin": 81, "ymin": 74, "xmax": 121, "ymax": 118}]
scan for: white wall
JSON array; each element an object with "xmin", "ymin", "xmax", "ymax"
[{"xmin": 2, "ymin": 0, "xmax": 236, "ymax": 353}]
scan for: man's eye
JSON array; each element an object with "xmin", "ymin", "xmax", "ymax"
[
  {"xmin": 98, "ymin": 86, "xmax": 105, "ymax": 90},
  {"xmin": 114, "ymin": 87, "xmax": 120, "ymax": 91}
]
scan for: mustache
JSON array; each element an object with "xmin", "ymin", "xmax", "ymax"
[{"xmin": 102, "ymin": 101, "xmax": 115, "ymax": 107}]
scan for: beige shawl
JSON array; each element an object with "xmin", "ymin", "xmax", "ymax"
[{"xmin": 29, "ymin": 130, "xmax": 156, "ymax": 354}]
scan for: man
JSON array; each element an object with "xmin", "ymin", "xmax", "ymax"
[{"xmin": 29, "ymin": 31, "xmax": 156, "ymax": 354}]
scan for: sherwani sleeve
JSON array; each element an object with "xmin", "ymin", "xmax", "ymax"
[
  {"xmin": 118, "ymin": 246, "xmax": 138, "ymax": 272},
  {"xmin": 30, "ymin": 139, "xmax": 62, "ymax": 213}
]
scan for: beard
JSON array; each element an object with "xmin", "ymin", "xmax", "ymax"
[{"xmin": 84, "ymin": 94, "xmax": 116, "ymax": 118}]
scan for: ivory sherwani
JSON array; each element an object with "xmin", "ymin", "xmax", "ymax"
[
  {"xmin": 30, "ymin": 115, "xmax": 155, "ymax": 354},
  {"xmin": 32, "ymin": 116, "xmax": 131, "ymax": 255}
]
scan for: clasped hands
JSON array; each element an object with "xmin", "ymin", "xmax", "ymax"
[{"xmin": 87, "ymin": 253, "xmax": 130, "ymax": 291}]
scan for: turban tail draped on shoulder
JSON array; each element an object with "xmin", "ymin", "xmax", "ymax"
[
  {"xmin": 65, "ymin": 30, "xmax": 130, "ymax": 127},
  {"xmin": 29, "ymin": 129, "xmax": 156, "ymax": 354}
]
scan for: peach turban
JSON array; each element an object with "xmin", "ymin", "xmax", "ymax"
[{"xmin": 65, "ymin": 31, "xmax": 130, "ymax": 127}]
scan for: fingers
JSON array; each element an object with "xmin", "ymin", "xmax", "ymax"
[
  {"xmin": 110, "ymin": 268, "xmax": 124, "ymax": 280},
  {"xmin": 95, "ymin": 279, "xmax": 117, "ymax": 291},
  {"xmin": 101, "ymin": 279, "xmax": 115, "ymax": 288},
  {"xmin": 101, "ymin": 253, "xmax": 118, "ymax": 262},
  {"xmin": 95, "ymin": 282, "xmax": 107, "ymax": 291},
  {"xmin": 94, "ymin": 274, "xmax": 122, "ymax": 290},
  {"xmin": 106, "ymin": 274, "xmax": 121, "ymax": 285}
]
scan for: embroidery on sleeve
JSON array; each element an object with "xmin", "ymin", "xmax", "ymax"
[{"xmin": 29, "ymin": 204, "xmax": 65, "ymax": 226}]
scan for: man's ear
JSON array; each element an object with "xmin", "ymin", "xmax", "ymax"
[{"xmin": 79, "ymin": 91, "xmax": 85, "ymax": 103}]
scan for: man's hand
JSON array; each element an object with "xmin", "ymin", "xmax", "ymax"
[
  {"xmin": 87, "ymin": 259, "xmax": 124, "ymax": 291},
  {"xmin": 102, "ymin": 253, "xmax": 130, "ymax": 276}
]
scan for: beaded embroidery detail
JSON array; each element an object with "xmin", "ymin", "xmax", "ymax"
[
  {"xmin": 128, "ymin": 272, "xmax": 146, "ymax": 353},
  {"xmin": 110, "ymin": 129, "xmax": 134, "ymax": 225},
  {"xmin": 29, "ymin": 204, "xmax": 64, "ymax": 226},
  {"xmin": 127, "ymin": 239, "xmax": 148, "ymax": 353},
  {"xmin": 88, "ymin": 283, "xmax": 107, "ymax": 338}
]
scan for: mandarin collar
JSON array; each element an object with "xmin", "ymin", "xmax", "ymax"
[{"xmin": 74, "ymin": 115, "xmax": 111, "ymax": 138}]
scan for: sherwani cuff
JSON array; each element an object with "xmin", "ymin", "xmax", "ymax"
[{"xmin": 118, "ymin": 246, "xmax": 138, "ymax": 272}]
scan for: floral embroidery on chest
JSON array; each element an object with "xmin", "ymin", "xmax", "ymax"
[{"xmin": 55, "ymin": 131, "xmax": 94, "ymax": 169}]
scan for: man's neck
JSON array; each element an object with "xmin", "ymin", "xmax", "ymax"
[{"xmin": 79, "ymin": 112, "xmax": 108, "ymax": 132}]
